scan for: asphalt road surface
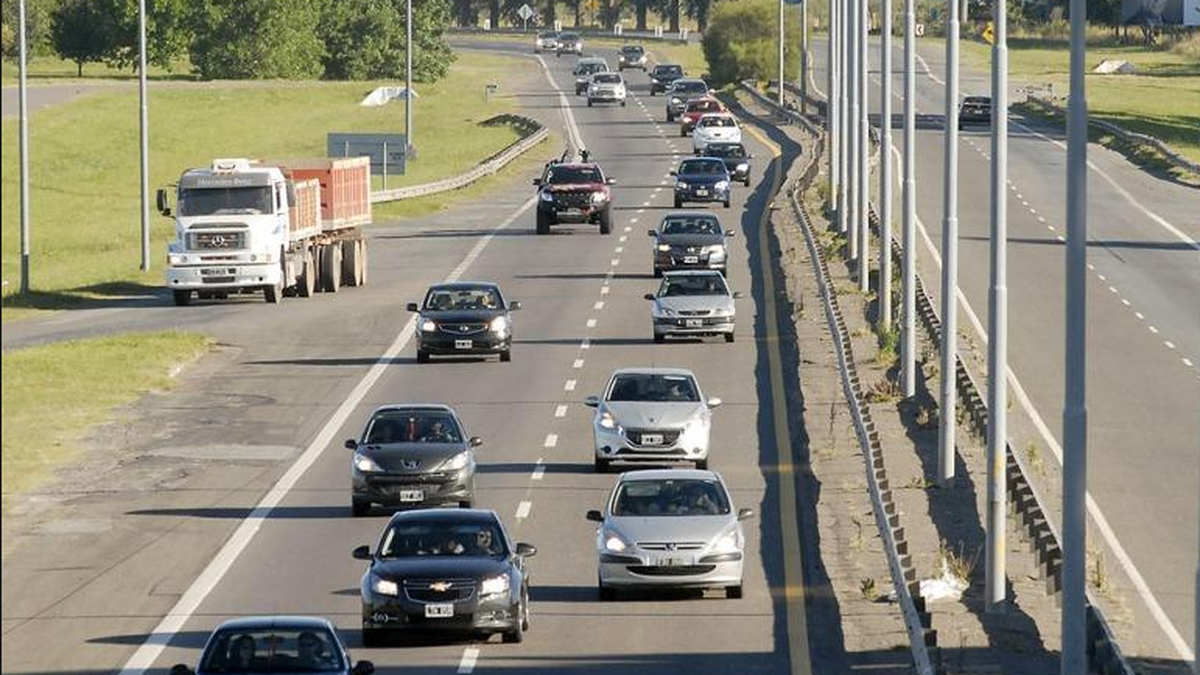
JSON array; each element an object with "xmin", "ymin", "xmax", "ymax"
[
  {"xmin": 809, "ymin": 35, "xmax": 1200, "ymax": 660},
  {"xmin": 2, "ymin": 43, "xmax": 859, "ymax": 674}
]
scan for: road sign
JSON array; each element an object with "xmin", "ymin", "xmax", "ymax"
[
  {"xmin": 915, "ymin": 22, "xmax": 925, "ymax": 36},
  {"xmin": 982, "ymin": 20, "xmax": 994, "ymax": 44},
  {"xmin": 518, "ymin": 4, "xmax": 535, "ymax": 20},
  {"xmin": 327, "ymin": 133, "xmax": 407, "ymax": 176}
]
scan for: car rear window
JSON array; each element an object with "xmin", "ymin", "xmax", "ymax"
[
  {"xmin": 200, "ymin": 627, "xmax": 345, "ymax": 673},
  {"xmin": 607, "ymin": 373, "xmax": 700, "ymax": 402},
  {"xmin": 705, "ymin": 144, "xmax": 746, "ymax": 159},
  {"xmin": 687, "ymin": 100, "xmax": 721, "ymax": 113},
  {"xmin": 700, "ymin": 116, "xmax": 736, "ymax": 128},
  {"xmin": 612, "ymin": 479, "xmax": 731, "ymax": 517},
  {"xmin": 674, "ymin": 81, "xmax": 707, "ymax": 94}
]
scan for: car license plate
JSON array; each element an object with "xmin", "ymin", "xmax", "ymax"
[
  {"xmin": 455, "ymin": 339, "xmax": 473, "ymax": 350},
  {"xmin": 696, "ymin": 189, "xmax": 708, "ymax": 196},
  {"xmin": 683, "ymin": 256, "xmax": 699, "ymax": 264},
  {"xmin": 640, "ymin": 433, "xmax": 664, "ymax": 445},
  {"xmin": 654, "ymin": 554, "xmax": 693, "ymax": 567},
  {"xmin": 685, "ymin": 319, "xmax": 703, "ymax": 328},
  {"xmin": 424, "ymin": 603, "xmax": 454, "ymax": 618},
  {"xmin": 397, "ymin": 489, "xmax": 424, "ymax": 502}
]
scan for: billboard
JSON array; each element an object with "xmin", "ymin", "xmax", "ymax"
[{"xmin": 1123, "ymin": 0, "xmax": 1200, "ymax": 26}]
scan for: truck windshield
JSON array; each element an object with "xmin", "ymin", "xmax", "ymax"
[{"xmin": 178, "ymin": 186, "xmax": 273, "ymax": 217}]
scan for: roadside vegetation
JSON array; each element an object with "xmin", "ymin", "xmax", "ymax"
[{"xmin": 1, "ymin": 330, "xmax": 210, "ymax": 510}]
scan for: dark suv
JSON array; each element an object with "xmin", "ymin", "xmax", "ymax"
[
  {"xmin": 534, "ymin": 155, "xmax": 616, "ymax": 234},
  {"xmin": 649, "ymin": 64, "xmax": 684, "ymax": 95},
  {"xmin": 408, "ymin": 282, "xmax": 521, "ymax": 362},
  {"xmin": 958, "ymin": 95, "xmax": 991, "ymax": 129}
]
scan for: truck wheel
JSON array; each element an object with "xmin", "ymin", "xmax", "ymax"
[
  {"xmin": 321, "ymin": 244, "xmax": 342, "ymax": 293},
  {"xmin": 536, "ymin": 210, "xmax": 551, "ymax": 235},
  {"xmin": 172, "ymin": 290, "xmax": 192, "ymax": 307},
  {"xmin": 264, "ymin": 259, "xmax": 285, "ymax": 303},
  {"xmin": 724, "ymin": 199, "xmax": 731, "ymax": 209},
  {"xmin": 341, "ymin": 239, "xmax": 361, "ymax": 287},
  {"xmin": 297, "ymin": 249, "xmax": 316, "ymax": 297},
  {"xmin": 598, "ymin": 208, "xmax": 612, "ymax": 235},
  {"xmin": 587, "ymin": 99, "xmax": 593, "ymax": 107}
]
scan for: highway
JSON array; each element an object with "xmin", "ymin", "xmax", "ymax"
[
  {"xmin": 1, "ymin": 42, "xmax": 852, "ymax": 674},
  {"xmin": 809, "ymin": 35, "xmax": 1200, "ymax": 660}
]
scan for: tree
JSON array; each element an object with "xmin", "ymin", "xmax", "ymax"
[
  {"xmin": 703, "ymin": 0, "xmax": 798, "ymax": 86},
  {"xmin": 97, "ymin": 0, "xmax": 191, "ymax": 72},
  {"xmin": 189, "ymin": 0, "xmax": 324, "ymax": 79},
  {"xmin": 2, "ymin": 0, "xmax": 58, "ymax": 61},
  {"xmin": 633, "ymin": 0, "xmax": 647, "ymax": 30},
  {"xmin": 684, "ymin": 0, "xmax": 712, "ymax": 32},
  {"xmin": 321, "ymin": 0, "xmax": 454, "ymax": 81},
  {"xmin": 50, "ymin": 0, "xmax": 112, "ymax": 75},
  {"xmin": 544, "ymin": 0, "xmax": 555, "ymax": 26}
]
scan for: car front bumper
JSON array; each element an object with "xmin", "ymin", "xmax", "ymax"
[
  {"xmin": 362, "ymin": 587, "xmax": 520, "ymax": 634},
  {"xmin": 653, "ymin": 316, "xmax": 735, "ymax": 337},
  {"xmin": 674, "ymin": 185, "xmax": 729, "ymax": 203},
  {"xmin": 593, "ymin": 425, "xmax": 709, "ymax": 463},
  {"xmin": 166, "ymin": 262, "xmax": 279, "ymax": 290},
  {"xmin": 598, "ymin": 553, "xmax": 743, "ymax": 589},
  {"xmin": 540, "ymin": 201, "xmax": 606, "ymax": 224},
  {"xmin": 417, "ymin": 331, "xmax": 511, "ymax": 355},
  {"xmin": 588, "ymin": 90, "xmax": 626, "ymax": 102},
  {"xmin": 353, "ymin": 467, "xmax": 474, "ymax": 507}
]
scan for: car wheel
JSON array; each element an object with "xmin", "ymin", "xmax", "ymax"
[
  {"xmin": 594, "ymin": 457, "xmax": 611, "ymax": 473},
  {"xmin": 172, "ymin": 290, "xmax": 192, "ymax": 306},
  {"xmin": 362, "ymin": 628, "xmax": 387, "ymax": 647},
  {"xmin": 744, "ymin": 177, "xmax": 752, "ymax": 187},
  {"xmin": 521, "ymin": 589, "xmax": 531, "ymax": 631},
  {"xmin": 501, "ymin": 604, "xmax": 525, "ymax": 643},
  {"xmin": 653, "ymin": 267, "xmax": 663, "ymax": 278},
  {"xmin": 666, "ymin": 113, "xmax": 674, "ymax": 122},
  {"xmin": 725, "ymin": 585, "xmax": 743, "ymax": 599},
  {"xmin": 725, "ymin": 331, "xmax": 735, "ymax": 343},
  {"xmin": 653, "ymin": 332, "xmax": 665, "ymax": 344},
  {"xmin": 500, "ymin": 350, "xmax": 512, "ymax": 363},
  {"xmin": 351, "ymin": 499, "xmax": 370, "ymax": 517},
  {"xmin": 536, "ymin": 210, "xmax": 551, "ymax": 235},
  {"xmin": 620, "ymin": 100, "xmax": 626, "ymax": 107},
  {"xmin": 598, "ymin": 208, "xmax": 612, "ymax": 235},
  {"xmin": 599, "ymin": 580, "xmax": 618, "ymax": 601},
  {"xmin": 674, "ymin": 197, "xmax": 683, "ymax": 208},
  {"xmin": 587, "ymin": 99, "xmax": 593, "ymax": 107},
  {"xmin": 417, "ymin": 349, "xmax": 430, "ymax": 364},
  {"xmin": 680, "ymin": 128, "xmax": 687, "ymax": 137},
  {"xmin": 723, "ymin": 199, "xmax": 731, "ymax": 209},
  {"xmin": 459, "ymin": 499, "xmax": 473, "ymax": 508},
  {"xmin": 695, "ymin": 459, "xmax": 708, "ymax": 470}
]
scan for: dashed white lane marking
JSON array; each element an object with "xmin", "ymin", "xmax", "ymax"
[
  {"xmin": 1108, "ymin": 285, "xmax": 1118, "ymax": 294},
  {"xmin": 554, "ymin": 405, "xmax": 568, "ymax": 418},
  {"xmin": 1016, "ymin": 192, "xmax": 1024, "ymax": 200},
  {"xmin": 614, "ymin": 247, "xmax": 624, "ymax": 253},
  {"xmin": 564, "ymin": 379, "xmax": 577, "ymax": 392},
  {"xmin": 642, "ymin": 200, "xmax": 652, "ymax": 206},
  {"xmin": 515, "ymin": 500, "xmax": 532, "ymax": 519},
  {"xmin": 1029, "ymin": 207, "xmax": 1037, "ymax": 215},
  {"xmin": 1184, "ymin": 358, "xmax": 1195, "ymax": 368},
  {"xmin": 630, "ymin": 217, "xmax": 639, "ymax": 223},
  {"xmin": 1087, "ymin": 263, "xmax": 1096, "ymax": 271},
  {"xmin": 1122, "ymin": 299, "xmax": 1131, "ymax": 306},
  {"xmin": 1056, "ymin": 235, "xmax": 1066, "ymax": 242},
  {"xmin": 457, "ymin": 648, "xmax": 480, "ymax": 674},
  {"xmin": 1165, "ymin": 341, "xmax": 1176, "ymax": 350},
  {"xmin": 1136, "ymin": 312, "xmax": 1145, "ymax": 320},
  {"xmin": 1046, "ymin": 225, "xmax": 1055, "ymax": 232},
  {"xmin": 586, "ymin": 318, "xmax": 597, "ymax": 328},
  {"xmin": 574, "ymin": 358, "xmax": 586, "ymax": 369},
  {"xmin": 1037, "ymin": 216, "xmax": 1046, "ymax": 223},
  {"xmin": 611, "ymin": 258, "xmax": 621, "ymax": 266},
  {"xmin": 1098, "ymin": 274, "xmax": 1107, "ymax": 281},
  {"xmin": 601, "ymin": 286, "xmax": 610, "ymax": 295},
  {"xmin": 654, "ymin": 187, "xmax": 663, "ymax": 193},
  {"xmin": 1150, "ymin": 326, "xmax": 1160, "ymax": 334},
  {"xmin": 544, "ymin": 434, "xmax": 558, "ymax": 448},
  {"xmin": 581, "ymin": 338, "xmax": 591, "ymax": 350},
  {"xmin": 531, "ymin": 459, "xmax": 546, "ymax": 481},
  {"xmin": 594, "ymin": 301, "xmax": 605, "ymax": 310},
  {"xmin": 619, "ymin": 235, "xmax": 628, "ymax": 242}
]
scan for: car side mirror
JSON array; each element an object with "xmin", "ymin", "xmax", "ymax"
[
  {"xmin": 725, "ymin": 230, "xmax": 736, "ymax": 237},
  {"xmin": 352, "ymin": 545, "xmax": 372, "ymax": 561},
  {"xmin": 352, "ymin": 661, "xmax": 375, "ymax": 675},
  {"xmin": 584, "ymin": 395, "xmax": 600, "ymax": 408},
  {"xmin": 470, "ymin": 436, "xmax": 483, "ymax": 448},
  {"xmin": 707, "ymin": 397, "xmax": 723, "ymax": 408},
  {"xmin": 508, "ymin": 300, "xmax": 522, "ymax": 311},
  {"xmin": 406, "ymin": 302, "xmax": 419, "ymax": 312},
  {"xmin": 643, "ymin": 293, "xmax": 656, "ymax": 301},
  {"xmin": 748, "ymin": 153, "xmax": 755, "ymax": 159},
  {"xmin": 345, "ymin": 439, "xmax": 358, "ymax": 450},
  {"xmin": 532, "ymin": 177, "xmax": 543, "ymax": 186},
  {"xmin": 170, "ymin": 665, "xmax": 195, "ymax": 675},
  {"xmin": 737, "ymin": 508, "xmax": 756, "ymax": 521},
  {"xmin": 606, "ymin": 177, "xmax": 617, "ymax": 186},
  {"xmin": 156, "ymin": 188, "xmax": 172, "ymax": 217},
  {"xmin": 586, "ymin": 509, "xmax": 604, "ymax": 522},
  {"xmin": 515, "ymin": 542, "xmax": 538, "ymax": 557},
  {"xmin": 669, "ymin": 170, "xmax": 677, "ymax": 176},
  {"xmin": 733, "ymin": 291, "xmax": 744, "ymax": 299},
  {"xmin": 647, "ymin": 229, "xmax": 657, "ymax": 237}
]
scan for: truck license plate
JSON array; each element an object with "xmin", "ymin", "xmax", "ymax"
[
  {"xmin": 398, "ymin": 489, "xmax": 424, "ymax": 502},
  {"xmin": 200, "ymin": 267, "xmax": 234, "ymax": 276},
  {"xmin": 424, "ymin": 603, "xmax": 454, "ymax": 618},
  {"xmin": 685, "ymin": 319, "xmax": 703, "ymax": 328},
  {"xmin": 640, "ymin": 433, "xmax": 664, "ymax": 445},
  {"xmin": 455, "ymin": 339, "xmax": 473, "ymax": 350},
  {"xmin": 683, "ymin": 256, "xmax": 699, "ymax": 264}
]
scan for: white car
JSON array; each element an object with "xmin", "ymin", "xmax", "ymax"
[
  {"xmin": 691, "ymin": 113, "xmax": 742, "ymax": 153},
  {"xmin": 587, "ymin": 72, "xmax": 627, "ymax": 107}
]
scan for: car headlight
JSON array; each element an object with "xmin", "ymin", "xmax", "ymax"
[
  {"xmin": 671, "ymin": 97, "xmax": 681, "ymax": 104},
  {"xmin": 711, "ymin": 527, "xmax": 743, "ymax": 554},
  {"xmin": 490, "ymin": 315, "xmax": 509, "ymax": 333},
  {"xmin": 711, "ymin": 306, "xmax": 731, "ymax": 317},
  {"xmin": 715, "ymin": 180, "xmax": 730, "ymax": 190},
  {"xmin": 656, "ymin": 244, "xmax": 671, "ymax": 252},
  {"xmin": 420, "ymin": 318, "xmax": 437, "ymax": 332},
  {"xmin": 703, "ymin": 244, "xmax": 725, "ymax": 255},
  {"xmin": 480, "ymin": 574, "xmax": 510, "ymax": 597},
  {"xmin": 658, "ymin": 305, "xmax": 676, "ymax": 317},
  {"xmin": 599, "ymin": 410, "xmax": 619, "ymax": 429},
  {"xmin": 440, "ymin": 450, "xmax": 473, "ymax": 471},
  {"xmin": 168, "ymin": 254, "xmax": 189, "ymax": 265},
  {"xmin": 590, "ymin": 191, "xmax": 607, "ymax": 204},
  {"xmin": 676, "ymin": 181, "xmax": 689, "ymax": 189},
  {"xmin": 602, "ymin": 529, "xmax": 631, "ymax": 552},
  {"xmin": 737, "ymin": 162, "xmax": 749, "ymax": 171},
  {"xmin": 371, "ymin": 576, "xmax": 399, "ymax": 596},
  {"xmin": 354, "ymin": 452, "xmax": 383, "ymax": 473},
  {"xmin": 540, "ymin": 190, "xmax": 554, "ymax": 202}
]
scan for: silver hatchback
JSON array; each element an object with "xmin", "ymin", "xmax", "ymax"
[
  {"xmin": 645, "ymin": 270, "xmax": 742, "ymax": 343},
  {"xmin": 587, "ymin": 469, "xmax": 754, "ymax": 599}
]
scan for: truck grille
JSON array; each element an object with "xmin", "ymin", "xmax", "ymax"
[
  {"xmin": 553, "ymin": 191, "xmax": 593, "ymax": 208},
  {"xmin": 188, "ymin": 231, "xmax": 246, "ymax": 250}
]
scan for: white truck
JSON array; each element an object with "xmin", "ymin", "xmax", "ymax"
[{"xmin": 157, "ymin": 157, "xmax": 371, "ymax": 306}]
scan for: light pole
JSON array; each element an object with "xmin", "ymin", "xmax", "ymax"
[
  {"xmin": 901, "ymin": 0, "xmax": 916, "ymax": 396},
  {"xmin": 847, "ymin": 0, "xmax": 859, "ymax": 260},
  {"xmin": 938, "ymin": 0, "xmax": 962, "ymax": 484},
  {"xmin": 406, "ymin": 0, "xmax": 414, "ymax": 153},
  {"xmin": 138, "ymin": 0, "xmax": 150, "ymax": 272},
  {"xmin": 838, "ymin": 0, "xmax": 850, "ymax": 236},
  {"xmin": 18, "ymin": 0, "xmax": 30, "ymax": 294},
  {"xmin": 856, "ymin": 0, "xmax": 868, "ymax": 292},
  {"xmin": 801, "ymin": 0, "xmax": 809, "ymax": 116},
  {"xmin": 879, "ymin": 0, "xmax": 893, "ymax": 331},
  {"xmin": 828, "ymin": 0, "xmax": 840, "ymax": 216},
  {"xmin": 778, "ymin": 0, "xmax": 785, "ymax": 108}
]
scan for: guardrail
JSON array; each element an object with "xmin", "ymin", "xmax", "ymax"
[
  {"xmin": 370, "ymin": 114, "xmax": 548, "ymax": 203},
  {"xmin": 448, "ymin": 26, "xmax": 691, "ymax": 44}
]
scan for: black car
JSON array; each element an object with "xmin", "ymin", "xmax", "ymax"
[
  {"xmin": 958, "ymin": 95, "xmax": 991, "ymax": 129},
  {"xmin": 672, "ymin": 157, "xmax": 732, "ymax": 209},
  {"xmin": 702, "ymin": 142, "xmax": 753, "ymax": 186},
  {"xmin": 346, "ymin": 404, "xmax": 482, "ymax": 516},
  {"xmin": 648, "ymin": 212, "xmax": 734, "ymax": 277},
  {"xmin": 617, "ymin": 45, "xmax": 648, "ymax": 70},
  {"xmin": 171, "ymin": 615, "xmax": 373, "ymax": 675},
  {"xmin": 534, "ymin": 157, "xmax": 616, "ymax": 234},
  {"xmin": 355, "ymin": 509, "xmax": 536, "ymax": 645},
  {"xmin": 649, "ymin": 64, "xmax": 684, "ymax": 95},
  {"xmin": 408, "ymin": 282, "xmax": 521, "ymax": 363}
]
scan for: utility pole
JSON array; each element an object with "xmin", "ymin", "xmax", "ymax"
[
  {"xmin": 901, "ymin": 0, "xmax": 916, "ymax": 396},
  {"xmin": 828, "ymin": 0, "xmax": 840, "ymax": 216},
  {"xmin": 856, "ymin": 0, "xmax": 868, "ymax": 292},
  {"xmin": 838, "ymin": 0, "xmax": 850, "ymax": 237},
  {"xmin": 778, "ymin": 0, "xmax": 785, "ymax": 108},
  {"xmin": 879, "ymin": 0, "xmax": 893, "ymax": 331},
  {"xmin": 985, "ymin": 0, "xmax": 1009, "ymax": 614},
  {"xmin": 847, "ymin": 0, "xmax": 859, "ymax": 261},
  {"xmin": 138, "ymin": 0, "xmax": 150, "ymax": 272},
  {"xmin": 938, "ymin": 0, "xmax": 961, "ymax": 484},
  {"xmin": 801, "ymin": 0, "xmax": 809, "ymax": 116},
  {"xmin": 1062, "ymin": 0, "xmax": 1089, "ymax": 668},
  {"xmin": 18, "ymin": 0, "xmax": 30, "ymax": 294},
  {"xmin": 406, "ymin": 0, "xmax": 414, "ymax": 153}
]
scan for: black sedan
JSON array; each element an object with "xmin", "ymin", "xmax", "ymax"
[
  {"xmin": 170, "ymin": 615, "xmax": 373, "ymax": 675},
  {"xmin": 346, "ymin": 404, "xmax": 482, "ymax": 516},
  {"xmin": 409, "ymin": 282, "xmax": 521, "ymax": 363},
  {"xmin": 702, "ymin": 142, "xmax": 753, "ymax": 186},
  {"xmin": 672, "ymin": 158, "xmax": 732, "ymax": 209},
  {"xmin": 958, "ymin": 95, "xmax": 992, "ymax": 129},
  {"xmin": 355, "ymin": 509, "xmax": 536, "ymax": 645},
  {"xmin": 648, "ymin": 212, "xmax": 734, "ymax": 277},
  {"xmin": 649, "ymin": 63, "xmax": 684, "ymax": 95}
]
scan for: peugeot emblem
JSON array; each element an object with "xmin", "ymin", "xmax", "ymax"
[
  {"xmin": 429, "ymin": 581, "xmax": 452, "ymax": 592},
  {"xmin": 402, "ymin": 459, "xmax": 420, "ymax": 470},
  {"xmin": 666, "ymin": 543, "xmax": 677, "ymax": 551}
]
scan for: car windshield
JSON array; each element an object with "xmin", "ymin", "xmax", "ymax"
[
  {"xmin": 612, "ymin": 479, "xmax": 731, "ymax": 517},
  {"xmin": 539, "ymin": 31, "xmax": 558, "ymax": 38},
  {"xmin": 378, "ymin": 521, "xmax": 508, "ymax": 558},
  {"xmin": 365, "ymin": 410, "xmax": 463, "ymax": 444},
  {"xmin": 659, "ymin": 274, "xmax": 729, "ymax": 297},
  {"xmin": 607, "ymin": 373, "xmax": 700, "ymax": 402},
  {"xmin": 178, "ymin": 186, "xmax": 273, "ymax": 217},
  {"xmin": 577, "ymin": 63, "xmax": 606, "ymax": 75},
  {"xmin": 593, "ymin": 74, "xmax": 622, "ymax": 84},
  {"xmin": 655, "ymin": 65, "xmax": 683, "ymax": 76},
  {"xmin": 673, "ymin": 81, "xmax": 707, "ymax": 94},
  {"xmin": 700, "ymin": 116, "xmax": 736, "ymax": 128},
  {"xmin": 199, "ymin": 627, "xmax": 345, "ymax": 673},
  {"xmin": 679, "ymin": 160, "xmax": 727, "ymax": 175},
  {"xmin": 560, "ymin": 33, "xmax": 579, "ymax": 40},
  {"xmin": 546, "ymin": 165, "xmax": 602, "ymax": 184},
  {"xmin": 687, "ymin": 100, "xmax": 721, "ymax": 113},
  {"xmin": 661, "ymin": 216, "xmax": 721, "ymax": 235},
  {"xmin": 706, "ymin": 144, "xmax": 746, "ymax": 159},
  {"xmin": 622, "ymin": 47, "xmax": 643, "ymax": 55},
  {"xmin": 424, "ymin": 287, "xmax": 502, "ymax": 311}
]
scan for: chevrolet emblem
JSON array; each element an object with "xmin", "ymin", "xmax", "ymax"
[{"xmin": 429, "ymin": 581, "xmax": 452, "ymax": 592}]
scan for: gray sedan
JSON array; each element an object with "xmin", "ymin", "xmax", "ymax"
[
  {"xmin": 649, "ymin": 212, "xmax": 734, "ymax": 276},
  {"xmin": 587, "ymin": 469, "xmax": 754, "ymax": 599},
  {"xmin": 646, "ymin": 270, "xmax": 742, "ymax": 343}
]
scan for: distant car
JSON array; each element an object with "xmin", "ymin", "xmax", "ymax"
[
  {"xmin": 587, "ymin": 469, "xmax": 754, "ymax": 600},
  {"xmin": 649, "ymin": 63, "xmax": 684, "ymax": 95},
  {"xmin": 170, "ymin": 616, "xmax": 374, "ymax": 675},
  {"xmin": 354, "ymin": 509, "xmax": 536, "ymax": 645},
  {"xmin": 665, "ymin": 78, "xmax": 710, "ymax": 121},
  {"xmin": 672, "ymin": 157, "xmax": 732, "ymax": 209},
  {"xmin": 958, "ymin": 95, "xmax": 991, "ymax": 129},
  {"xmin": 646, "ymin": 271, "xmax": 740, "ymax": 343},
  {"xmin": 588, "ymin": 72, "xmax": 627, "ymax": 107},
  {"xmin": 702, "ymin": 142, "xmax": 753, "ymax": 186},
  {"xmin": 408, "ymin": 282, "xmax": 521, "ymax": 363},
  {"xmin": 648, "ymin": 212, "xmax": 734, "ymax": 277},
  {"xmin": 573, "ymin": 56, "xmax": 609, "ymax": 95},
  {"xmin": 346, "ymin": 404, "xmax": 483, "ymax": 516},
  {"xmin": 585, "ymin": 367, "xmax": 721, "ymax": 472},
  {"xmin": 534, "ymin": 30, "xmax": 559, "ymax": 53},
  {"xmin": 617, "ymin": 45, "xmax": 648, "ymax": 70},
  {"xmin": 679, "ymin": 96, "xmax": 725, "ymax": 135},
  {"xmin": 691, "ymin": 113, "xmax": 742, "ymax": 153},
  {"xmin": 534, "ymin": 156, "xmax": 616, "ymax": 234},
  {"xmin": 556, "ymin": 32, "xmax": 583, "ymax": 56}
]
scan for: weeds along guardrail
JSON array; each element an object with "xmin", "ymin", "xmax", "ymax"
[
  {"xmin": 370, "ymin": 114, "xmax": 548, "ymax": 204},
  {"xmin": 734, "ymin": 80, "xmax": 939, "ymax": 675}
]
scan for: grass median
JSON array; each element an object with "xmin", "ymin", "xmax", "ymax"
[
  {"xmin": 1, "ymin": 330, "xmax": 211, "ymax": 510},
  {"xmin": 1, "ymin": 51, "xmax": 527, "ymax": 318}
]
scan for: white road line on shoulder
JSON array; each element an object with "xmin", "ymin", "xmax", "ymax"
[
  {"xmin": 574, "ymin": 358, "xmax": 585, "ymax": 369},
  {"xmin": 564, "ymin": 379, "xmax": 577, "ymax": 392},
  {"xmin": 554, "ymin": 405, "xmax": 568, "ymax": 418},
  {"xmin": 544, "ymin": 434, "xmax": 558, "ymax": 448},
  {"xmin": 457, "ymin": 647, "xmax": 480, "ymax": 674},
  {"xmin": 531, "ymin": 460, "xmax": 546, "ymax": 481},
  {"xmin": 515, "ymin": 501, "xmax": 532, "ymax": 519},
  {"xmin": 586, "ymin": 318, "xmax": 597, "ymax": 328},
  {"xmin": 594, "ymin": 301, "xmax": 605, "ymax": 310}
]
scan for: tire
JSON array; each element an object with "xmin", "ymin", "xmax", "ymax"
[
  {"xmin": 588, "ymin": 99, "xmax": 593, "ymax": 107},
  {"xmin": 351, "ymin": 499, "xmax": 370, "ymax": 517},
  {"xmin": 674, "ymin": 197, "xmax": 683, "ymax": 208},
  {"xmin": 653, "ymin": 332, "xmax": 665, "ymax": 344},
  {"xmin": 653, "ymin": 267, "xmax": 663, "ymax": 279},
  {"xmin": 297, "ymin": 248, "xmax": 316, "ymax": 297},
  {"xmin": 744, "ymin": 177, "xmax": 752, "ymax": 187},
  {"xmin": 536, "ymin": 210, "xmax": 552, "ymax": 235},
  {"xmin": 680, "ymin": 128, "xmax": 687, "ymax": 137},
  {"xmin": 500, "ymin": 350, "xmax": 512, "ymax": 363},
  {"xmin": 417, "ymin": 349, "xmax": 430, "ymax": 364},
  {"xmin": 666, "ymin": 112, "xmax": 674, "ymax": 122},
  {"xmin": 342, "ymin": 239, "xmax": 362, "ymax": 287},
  {"xmin": 620, "ymin": 100, "xmax": 626, "ymax": 107},
  {"xmin": 362, "ymin": 628, "xmax": 386, "ymax": 647},
  {"xmin": 263, "ymin": 280, "xmax": 282, "ymax": 304},
  {"xmin": 598, "ymin": 208, "xmax": 612, "ymax": 235},
  {"xmin": 320, "ymin": 244, "xmax": 342, "ymax": 293},
  {"xmin": 459, "ymin": 499, "xmax": 473, "ymax": 509},
  {"xmin": 725, "ymin": 585, "xmax": 743, "ymax": 600},
  {"xmin": 502, "ymin": 599, "xmax": 525, "ymax": 644},
  {"xmin": 725, "ymin": 331, "xmax": 735, "ymax": 343},
  {"xmin": 594, "ymin": 457, "xmax": 611, "ymax": 473},
  {"xmin": 695, "ymin": 459, "xmax": 708, "ymax": 470},
  {"xmin": 723, "ymin": 199, "xmax": 731, "ymax": 209},
  {"xmin": 599, "ymin": 582, "xmax": 617, "ymax": 601},
  {"xmin": 172, "ymin": 290, "xmax": 192, "ymax": 306}
]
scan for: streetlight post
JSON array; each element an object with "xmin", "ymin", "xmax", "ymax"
[
  {"xmin": 828, "ymin": 0, "xmax": 840, "ymax": 216},
  {"xmin": 856, "ymin": 0, "xmax": 868, "ymax": 292},
  {"xmin": 838, "ymin": 0, "xmax": 849, "ymax": 236},
  {"xmin": 847, "ymin": 0, "xmax": 859, "ymax": 260},
  {"xmin": 801, "ymin": 0, "xmax": 809, "ymax": 116},
  {"xmin": 901, "ymin": 0, "xmax": 916, "ymax": 396},
  {"xmin": 879, "ymin": 0, "xmax": 893, "ymax": 331},
  {"xmin": 406, "ymin": 0, "xmax": 414, "ymax": 153},
  {"xmin": 938, "ymin": 0, "xmax": 962, "ymax": 484},
  {"xmin": 138, "ymin": 0, "xmax": 150, "ymax": 272},
  {"xmin": 778, "ymin": 0, "xmax": 785, "ymax": 108},
  {"xmin": 18, "ymin": 0, "xmax": 30, "ymax": 294}
]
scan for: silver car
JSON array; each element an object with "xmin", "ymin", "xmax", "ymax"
[
  {"xmin": 534, "ymin": 30, "xmax": 559, "ymax": 53},
  {"xmin": 585, "ymin": 368, "xmax": 720, "ymax": 472},
  {"xmin": 587, "ymin": 469, "xmax": 754, "ymax": 599},
  {"xmin": 646, "ymin": 271, "xmax": 741, "ymax": 343}
]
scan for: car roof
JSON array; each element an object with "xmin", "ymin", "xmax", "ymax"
[
  {"xmin": 609, "ymin": 367, "xmax": 697, "ymax": 377},
  {"xmin": 674, "ymin": 78, "xmax": 707, "ymax": 85},
  {"xmin": 706, "ymin": 141, "xmax": 745, "ymax": 148},
  {"xmin": 214, "ymin": 616, "xmax": 335, "ymax": 632},
  {"xmin": 579, "ymin": 56, "xmax": 606, "ymax": 64},
  {"xmin": 655, "ymin": 63, "xmax": 682, "ymax": 69},
  {"xmin": 662, "ymin": 269, "xmax": 725, "ymax": 277},
  {"xmin": 964, "ymin": 95, "xmax": 991, "ymax": 102},
  {"xmin": 371, "ymin": 404, "xmax": 456, "ymax": 415},
  {"xmin": 679, "ymin": 157, "xmax": 726, "ymax": 166},
  {"xmin": 622, "ymin": 44, "xmax": 644, "ymax": 50},
  {"xmin": 661, "ymin": 211, "xmax": 719, "ymax": 221},
  {"xmin": 618, "ymin": 468, "xmax": 722, "ymax": 482},
  {"xmin": 427, "ymin": 281, "xmax": 500, "ymax": 291},
  {"xmin": 387, "ymin": 508, "xmax": 501, "ymax": 525}
]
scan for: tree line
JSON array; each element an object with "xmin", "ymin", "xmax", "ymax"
[
  {"xmin": 451, "ymin": 0, "xmax": 719, "ymax": 34},
  {"xmin": 1, "ymin": 0, "xmax": 455, "ymax": 81}
]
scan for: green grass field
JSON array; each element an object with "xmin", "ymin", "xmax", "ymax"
[
  {"xmin": 1, "ymin": 51, "xmax": 525, "ymax": 316},
  {"xmin": 1, "ymin": 330, "xmax": 211, "ymax": 509},
  {"xmin": 0, "ymin": 55, "xmax": 190, "ymax": 84}
]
